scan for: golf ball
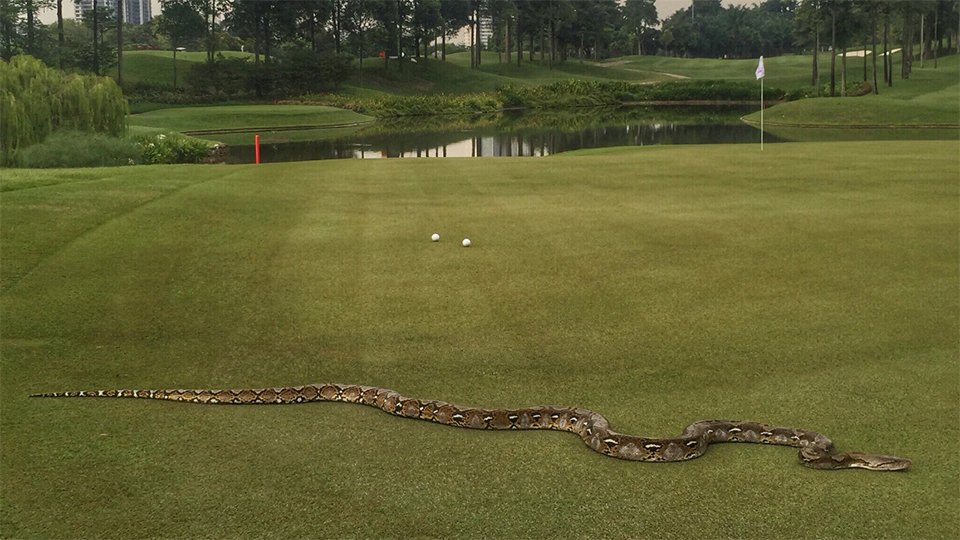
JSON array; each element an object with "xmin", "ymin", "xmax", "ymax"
[
  {"xmin": 462, "ymin": 238, "xmax": 471, "ymax": 247},
  {"xmin": 431, "ymin": 233, "xmax": 440, "ymax": 242}
]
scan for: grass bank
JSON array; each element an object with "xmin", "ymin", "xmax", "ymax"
[
  {"xmin": 118, "ymin": 50, "xmax": 662, "ymax": 95},
  {"xmin": 2, "ymin": 141, "xmax": 957, "ymax": 537},
  {"xmin": 118, "ymin": 50, "xmax": 252, "ymax": 88},
  {"xmin": 127, "ymin": 104, "xmax": 374, "ymax": 142},
  {"xmin": 604, "ymin": 53, "xmax": 818, "ymax": 90},
  {"xmin": 744, "ymin": 55, "xmax": 959, "ymax": 128}
]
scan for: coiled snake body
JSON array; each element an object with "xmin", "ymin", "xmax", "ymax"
[{"xmin": 31, "ymin": 383, "xmax": 911, "ymax": 471}]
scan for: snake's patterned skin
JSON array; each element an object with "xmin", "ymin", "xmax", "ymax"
[{"xmin": 31, "ymin": 383, "xmax": 911, "ymax": 471}]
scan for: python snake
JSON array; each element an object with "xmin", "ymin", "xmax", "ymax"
[{"xmin": 31, "ymin": 383, "xmax": 911, "ymax": 471}]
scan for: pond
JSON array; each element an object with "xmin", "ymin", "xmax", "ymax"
[{"xmin": 221, "ymin": 106, "xmax": 953, "ymax": 164}]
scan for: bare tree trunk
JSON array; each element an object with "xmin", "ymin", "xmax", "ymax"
[
  {"xmin": 264, "ymin": 12, "xmax": 271, "ymax": 64},
  {"xmin": 505, "ymin": 16, "xmax": 509, "ymax": 64},
  {"xmin": 540, "ymin": 27, "xmax": 545, "ymax": 63},
  {"xmin": 884, "ymin": 12, "xmax": 891, "ymax": 86},
  {"xmin": 514, "ymin": 27, "xmax": 523, "ymax": 67},
  {"xmin": 57, "ymin": 0, "xmax": 64, "ymax": 68},
  {"xmin": 549, "ymin": 19, "xmax": 556, "ymax": 67},
  {"xmin": 117, "ymin": 0, "xmax": 123, "ymax": 86},
  {"xmin": 253, "ymin": 8, "xmax": 261, "ymax": 66},
  {"xmin": 25, "ymin": 0, "xmax": 34, "ymax": 54},
  {"xmin": 442, "ymin": 32, "xmax": 446, "ymax": 61},
  {"xmin": 1, "ymin": 12, "xmax": 12, "ymax": 60},
  {"xmin": 872, "ymin": 12, "xmax": 878, "ymax": 94},
  {"xmin": 919, "ymin": 13, "xmax": 924, "ymax": 67},
  {"xmin": 396, "ymin": 0, "xmax": 403, "ymax": 71},
  {"xmin": 841, "ymin": 45, "xmax": 846, "ymax": 96},
  {"xmin": 93, "ymin": 0, "xmax": 99, "ymax": 75},
  {"xmin": 206, "ymin": 0, "xmax": 215, "ymax": 62},
  {"xmin": 862, "ymin": 39, "xmax": 867, "ymax": 81},
  {"xmin": 830, "ymin": 7, "xmax": 836, "ymax": 97},
  {"xmin": 933, "ymin": 3, "xmax": 938, "ymax": 68},
  {"xmin": 516, "ymin": 16, "xmax": 522, "ymax": 65},
  {"xmin": 901, "ymin": 8, "xmax": 914, "ymax": 79},
  {"xmin": 475, "ymin": 7, "xmax": 481, "ymax": 67},
  {"xmin": 813, "ymin": 27, "xmax": 819, "ymax": 93},
  {"xmin": 333, "ymin": 0, "xmax": 342, "ymax": 55}
]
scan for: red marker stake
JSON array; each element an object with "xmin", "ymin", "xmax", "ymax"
[{"xmin": 255, "ymin": 134, "xmax": 261, "ymax": 164}]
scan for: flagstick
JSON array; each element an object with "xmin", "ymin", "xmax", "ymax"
[{"xmin": 760, "ymin": 76, "xmax": 764, "ymax": 151}]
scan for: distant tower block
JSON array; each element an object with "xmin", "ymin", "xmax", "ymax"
[{"xmin": 75, "ymin": 0, "xmax": 152, "ymax": 25}]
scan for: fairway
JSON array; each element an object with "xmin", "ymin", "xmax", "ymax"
[{"xmin": 1, "ymin": 142, "xmax": 958, "ymax": 537}]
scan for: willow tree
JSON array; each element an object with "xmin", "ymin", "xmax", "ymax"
[{"xmin": 0, "ymin": 55, "xmax": 127, "ymax": 166}]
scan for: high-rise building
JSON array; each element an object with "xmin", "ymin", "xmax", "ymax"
[
  {"xmin": 74, "ymin": 0, "xmax": 115, "ymax": 20},
  {"xmin": 124, "ymin": 0, "xmax": 152, "ymax": 25},
  {"xmin": 74, "ymin": 0, "xmax": 152, "ymax": 25}
]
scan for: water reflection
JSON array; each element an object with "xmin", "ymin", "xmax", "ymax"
[{"xmin": 228, "ymin": 122, "xmax": 779, "ymax": 163}]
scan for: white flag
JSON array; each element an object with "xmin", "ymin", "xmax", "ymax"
[{"xmin": 755, "ymin": 56, "xmax": 765, "ymax": 79}]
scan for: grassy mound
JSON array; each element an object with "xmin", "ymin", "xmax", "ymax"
[
  {"xmin": 744, "ymin": 54, "xmax": 959, "ymax": 127},
  {"xmin": 119, "ymin": 50, "xmax": 252, "ymax": 87}
]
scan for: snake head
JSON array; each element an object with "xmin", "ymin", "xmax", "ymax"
[
  {"xmin": 848, "ymin": 453, "xmax": 912, "ymax": 472},
  {"xmin": 800, "ymin": 448, "xmax": 912, "ymax": 471}
]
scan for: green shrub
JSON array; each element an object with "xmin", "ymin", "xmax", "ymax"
[
  {"xmin": 134, "ymin": 132, "xmax": 216, "ymax": 164},
  {"xmin": 272, "ymin": 50, "xmax": 355, "ymax": 95},
  {"xmin": 184, "ymin": 55, "xmax": 252, "ymax": 95},
  {"xmin": 785, "ymin": 81, "xmax": 876, "ymax": 101},
  {"xmin": 166, "ymin": 51, "xmax": 355, "ymax": 101},
  {"xmin": 295, "ymin": 79, "xmax": 786, "ymax": 117},
  {"xmin": 16, "ymin": 131, "xmax": 141, "ymax": 168},
  {"xmin": 14, "ymin": 131, "xmax": 217, "ymax": 168},
  {"xmin": 124, "ymin": 85, "xmax": 231, "ymax": 106},
  {"xmin": 496, "ymin": 80, "xmax": 785, "ymax": 109},
  {"xmin": 292, "ymin": 92, "xmax": 501, "ymax": 117}
]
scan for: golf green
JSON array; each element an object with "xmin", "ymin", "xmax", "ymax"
[{"xmin": 1, "ymin": 141, "xmax": 957, "ymax": 537}]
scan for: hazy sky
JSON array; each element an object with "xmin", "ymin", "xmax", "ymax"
[
  {"xmin": 656, "ymin": 0, "xmax": 752, "ymax": 19},
  {"xmin": 40, "ymin": 0, "xmax": 751, "ymax": 27}
]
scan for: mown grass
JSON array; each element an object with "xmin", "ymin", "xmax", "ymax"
[
  {"xmin": 127, "ymin": 104, "xmax": 374, "ymax": 134},
  {"xmin": 1, "ymin": 141, "xmax": 957, "ymax": 538}
]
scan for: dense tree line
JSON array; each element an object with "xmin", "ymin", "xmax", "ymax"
[
  {"xmin": 1, "ymin": 0, "xmax": 957, "ymax": 96},
  {"xmin": 793, "ymin": 0, "xmax": 959, "ymax": 97}
]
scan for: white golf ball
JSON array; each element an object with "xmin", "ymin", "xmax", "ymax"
[
  {"xmin": 431, "ymin": 233, "xmax": 440, "ymax": 242},
  {"xmin": 462, "ymin": 238, "xmax": 471, "ymax": 247}
]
